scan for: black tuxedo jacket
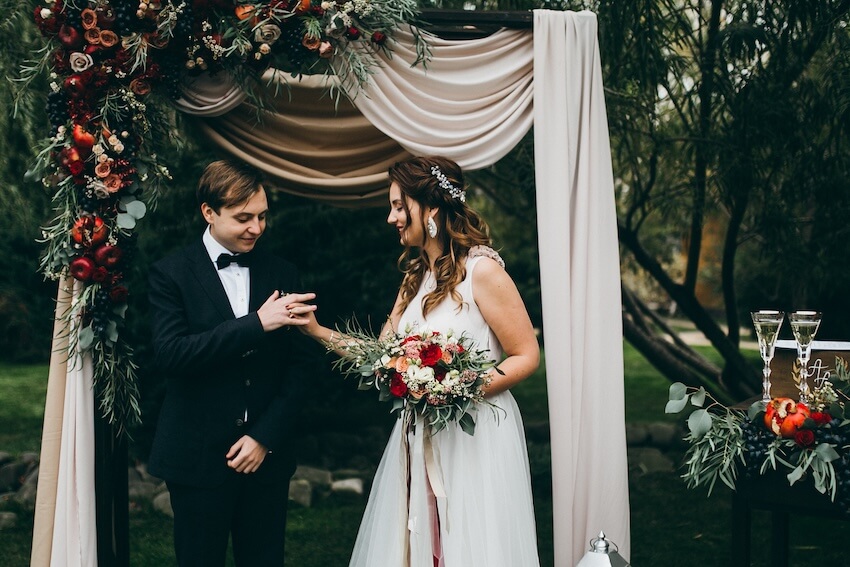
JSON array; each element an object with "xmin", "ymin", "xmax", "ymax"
[{"xmin": 147, "ymin": 239, "xmax": 314, "ymax": 487}]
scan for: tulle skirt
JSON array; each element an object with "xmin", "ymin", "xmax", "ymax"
[{"xmin": 349, "ymin": 391, "xmax": 540, "ymax": 567}]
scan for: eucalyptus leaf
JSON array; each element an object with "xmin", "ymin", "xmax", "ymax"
[
  {"xmin": 125, "ymin": 200, "xmax": 146, "ymax": 219},
  {"xmin": 690, "ymin": 387, "xmax": 706, "ymax": 407},
  {"xmin": 107, "ymin": 321, "xmax": 119, "ymax": 344},
  {"xmin": 458, "ymin": 412, "xmax": 475, "ymax": 436},
  {"xmin": 665, "ymin": 396, "xmax": 689, "ymax": 414},
  {"xmin": 787, "ymin": 466, "xmax": 805, "ymax": 485},
  {"xmin": 747, "ymin": 401, "xmax": 767, "ymax": 421},
  {"xmin": 668, "ymin": 382, "xmax": 687, "ymax": 401},
  {"xmin": 815, "ymin": 443, "xmax": 840, "ymax": 463},
  {"xmin": 78, "ymin": 325, "xmax": 94, "ymax": 351},
  {"xmin": 687, "ymin": 409, "xmax": 713, "ymax": 437},
  {"xmin": 116, "ymin": 213, "xmax": 136, "ymax": 229}
]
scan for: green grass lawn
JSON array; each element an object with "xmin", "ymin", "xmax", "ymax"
[{"xmin": 2, "ymin": 345, "xmax": 848, "ymax": 566}]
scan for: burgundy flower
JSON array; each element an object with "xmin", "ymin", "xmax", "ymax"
[
  {"xmin": 389, "ymin": 371, "xmax": 408, "ymax": 398},
  {"xmin": 794, "ymin": 429, "xmax": 815, "ymax": 448},
  {"xmin": 346, "ymin": 27, "xmax": 361, "ymax": 40},
  {"xmin": 91, "ymin": 266, "xmax": 109, "ymax": 283},
  {"xmin": 419, "ymin": 344, "xmax": 443, "ymax": 367},
  {"xmin": 811, "ymin": 411, "xmax": 832, "ymax": 426},
  {"xmin": 371, "ymin": 31, "xmax": 387, "ymax": 46},
  {"xmin": 109, "ymin": 286, "xmax": 129, "ymax": 304}
]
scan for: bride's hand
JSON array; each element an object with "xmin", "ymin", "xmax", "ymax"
[{"xmin": 284, "ymin": 301, "xmax": 320, "ymax": 336}]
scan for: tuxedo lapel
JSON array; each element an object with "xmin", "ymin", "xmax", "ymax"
[
  {"xmin": 249, "ymin": 252, "xmax": 274, "ymax": 312},
  {"xmin": 186, "ymin": 240, "xmax": 235, "ymax": 320}
]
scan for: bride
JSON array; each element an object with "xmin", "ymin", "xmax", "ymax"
[{"xmin": 298, "ymin": 156, "xmax": 541, "ymax": 566}]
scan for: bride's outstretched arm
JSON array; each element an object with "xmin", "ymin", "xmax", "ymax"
[
  {"xmin": 295, "ymin": 290, "xmax": 404, "ymax": 357},
  {"xmin": 473, "ymin": 257, "xmax": 541, "ymax": 397}
]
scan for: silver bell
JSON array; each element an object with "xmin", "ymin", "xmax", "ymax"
[{"xmin": 575, "ymin": 531, "xmax": 630, "ymax": 567}]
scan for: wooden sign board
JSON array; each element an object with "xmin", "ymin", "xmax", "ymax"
[{"xmin": 766, "ymin": 340, "xmax": 850, "ymax": 399}]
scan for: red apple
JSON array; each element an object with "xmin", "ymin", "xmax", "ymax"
[
  {"xmin": 73, "ymin": 124, "xmax": 95, "ymax": 158},
  {"xmin": 58, "ymin": 24, "xmax": 83, "ymax": 49},
  {"xmin": 69, "ymin": 256, "xmax": 95, "ymax": 281},
  {"xmin": 93, "ymin": 244, "xmax": 123, "ymax": 267},
  {"xmin": 64, "ymin": 74, "xmax": 88, "ymax": 98}
]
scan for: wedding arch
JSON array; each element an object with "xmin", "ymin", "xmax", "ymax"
[{"xmin": 29, "ymin": 4, "xmax": 628, "ymax": 565}]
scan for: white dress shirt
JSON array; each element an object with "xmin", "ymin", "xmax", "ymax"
[{"xmin": 202, "ymin": 227, "xmax": 250, "ymax": 318}]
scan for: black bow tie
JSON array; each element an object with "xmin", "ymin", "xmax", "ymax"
[{"xmin": 216, "ymin": 252, "xmax": 253, "ymax": 270}]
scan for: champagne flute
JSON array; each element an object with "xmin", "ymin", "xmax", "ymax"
[
  {"xmin": 750, "ymin": 310, "xmax": 785, "ymax": 403},
  {"xmin": 789, "ymin": 311, "xmax": 822, "ymax": 404}
]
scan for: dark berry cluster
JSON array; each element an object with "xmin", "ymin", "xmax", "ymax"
[
  {"xmin": 279, "ymin": 20, "xmax": 310, "ymax": 73},
  {"xmin": 47, "ymin": 90, "xmax": 69, "ymax": 133},
  {"xmin": 740, "ymin": 419, "xmax": 775, "ymax": 479}
]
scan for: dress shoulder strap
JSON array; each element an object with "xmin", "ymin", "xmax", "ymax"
[{"xmin": 467, "ymin": 245, "xmax": 506, "ymax": 269}]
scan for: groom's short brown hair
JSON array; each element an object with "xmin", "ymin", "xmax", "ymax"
[{"xmin": 197, "ymin": 160, "xmax": 265, "ymax": 212}]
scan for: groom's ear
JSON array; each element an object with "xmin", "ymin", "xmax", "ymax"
[{"xmin": 200, "ymin": 202, "xmax": 216, "ymax": 224}]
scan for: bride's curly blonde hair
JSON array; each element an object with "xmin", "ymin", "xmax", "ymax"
[{"xmin": 389, "ymin": 156, "xmax": 493, "ymax": 317}]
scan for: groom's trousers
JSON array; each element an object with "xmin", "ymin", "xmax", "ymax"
[{"xmin": 167, "ymin": 468, "xmax": 289, "ymax": 567}]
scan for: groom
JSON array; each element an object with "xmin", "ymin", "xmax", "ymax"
[{"xmin": 147, "ymin": 159, "xmax": 317, "ymax": 566}]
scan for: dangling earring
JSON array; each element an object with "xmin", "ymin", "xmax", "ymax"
[{"xmin": 427, "ymin": 216, "xmax": 438, "ymax": 238}]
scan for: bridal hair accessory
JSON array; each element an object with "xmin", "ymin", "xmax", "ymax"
[
  {"xmin": 427, "ymin": 216, "xmax": 438, "ymax": 238},
  {"xmin": 431, "ymin": 166, "xmax": 466, "ymax": 202}
]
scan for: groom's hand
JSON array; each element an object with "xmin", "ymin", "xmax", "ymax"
[
  {"xmin": 257, "ymin": 291, "xmax": 316, "ymax": 331},
  {"xmin": 226, "ymin": 435, "xmax": 268, "ymax": 473}
]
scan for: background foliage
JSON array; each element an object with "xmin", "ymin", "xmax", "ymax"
[{"xmin": 3, "ymin": 0, "xmax": 850, "ymax": 434}]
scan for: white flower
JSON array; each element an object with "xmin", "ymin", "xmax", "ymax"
[
  {"xmin": 108, "ymin": 135, "xmax": 119, "ymax": 146},
  {"xmin": 92, "ymin": 144, "xmax": 104, "ymax": 156},
  {"xmin": 113, "ymin": 143, "xmax": 125, "ymax": 153},
  {"xmin": 321, "ymin": 1, "xmax": 334, "ymax": 9},
  {"xmin": 259, "ymin": 43, "xmax": 271, "ymax": 55},
  {"xmin": 69, "ymin": 52, "xmax": 94, "ymax": 73},
  {"xmin": 40, "ymin": 8, "xmax": 52, "ymax": 19},
  {"xmin": 254, "ymin": 24, "xmax": 282, "ymax": 45},
  {"xmin": 98, "ymin": 153, "xmax": 109, "ymax": 163},
  {"xmin": 408, "ymin": 365, "xmax": 435, "ymax": 385}
]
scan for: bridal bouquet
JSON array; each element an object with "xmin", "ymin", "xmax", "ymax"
[{"xmin": 333, "ymin": 323, "xmax": 501, "ymax": 434}]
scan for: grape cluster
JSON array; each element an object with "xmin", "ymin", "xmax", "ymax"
[
  {"xmin": 112, "ymin": 1, "xmax": 138, "ymax": 36},
  {"xmin": 278, "ymin": 21, "xmax": 311, "ymax": 73},
  {"xmin": 47, "ymin": 90, "xmax": 69, "ymax": 133},
  {"xmin": 91, "ymin": 287, "xmax": 115, "ymax": 339},
  {"xmin": 740, "ymin": 419, "xmax": 775, "ymax": 479},
  {"xmin": 61, "ymin": 2, "xmax": 82, "ymax": 28},
  {"xmin": 78, "ymin": 189, "xmax": 100, "ymax": 214},
  {"xmin": 173, "ymin": 2, "xmax": 195, "ymax": 45}
]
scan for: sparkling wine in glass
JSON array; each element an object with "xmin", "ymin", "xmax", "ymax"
[
  {"xmin": 750, "ymin": 310, "xmax": 784, "ymax": 402},
  {"xmin": 789, "ymin": 311, "xmax": 822, "ymax": 404}
]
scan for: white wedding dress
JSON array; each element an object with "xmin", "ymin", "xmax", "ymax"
[{"xmin": 349, "ymin": 255, "xmax": 540, "ymax": 567}]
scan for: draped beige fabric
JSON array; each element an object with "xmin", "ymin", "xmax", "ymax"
[{"xmin": 188, "ymin": 74, "xmax": 412, "ymax": 207}]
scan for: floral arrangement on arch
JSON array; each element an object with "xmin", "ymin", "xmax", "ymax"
[
  {"xmin": 666, "ymin": 357, "xmax": 850, "ymax": 514},
  {"xmin": 23, "ymin": 0, "xmax": 423, "ymax": 435},
  {"xmin": 332, "ymin": 323, "xmax": 503, "ymax": 435}
]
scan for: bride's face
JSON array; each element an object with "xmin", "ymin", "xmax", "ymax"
[{"xmin": 387, "ymin": 182, "xmax": 424, "ymax": 246}]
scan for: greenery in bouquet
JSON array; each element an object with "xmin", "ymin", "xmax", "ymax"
[
  {"xmin": 17, "ymin": 0, "xmax": 423, "ymax": 434},
  {"xmin": 332, "ymin": 323, "xmax": 503, "ymax": 435},
  {"xmin": 666, "ymin": 357, "xmax": 850, "ymax": 514}
]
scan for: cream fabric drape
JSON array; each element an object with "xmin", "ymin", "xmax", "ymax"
[
  {"xmin": 32, "ymin": 280, "xmax": 98, "ymax": 567},
  {"xmin": 350, "ymin": 27, "xmax": 534, "ymax": 169},
  {"xmin": 533, "ymin": 11, "xmax": 630, "ymax": 564}
]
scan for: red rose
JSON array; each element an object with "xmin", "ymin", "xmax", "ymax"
[
  {"xmin": 434, "ymin": 368, "xmax": 446, "ymax": 382},
  {"xmin": 91, "ymin": 266, "xmax": 109, "ymax": 283},
  {"xmin": 401, "ymin": 335, "xmax": 421, "ymax": 345},
  {"xmin": 389, "ymin": 371, "xmax": 408, "ymax": 398},
  {"xmin": 371, "ymin": 31, "xmax": 387, "ymax": 46},
  {"xmin": 419, "ymin": 344, "xmax": 443, "ymax": 367},
  {"xmin": 794, "ymin": 429, "xmax": 815, "ymax": 448},
  {"xmin": 68, "ymin": 161, "xmax": 84, "ymax": 176},
  {"xmin": 346, "ymin": 27, "xmax": 361, "ymax": 40},
  {"xmin": 811, "ymin": 412, "xmax": 832, "ymax": 426},
  {"xmin": 109, "ymin": 285, "xmax": 129, "ymax": 303}
]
